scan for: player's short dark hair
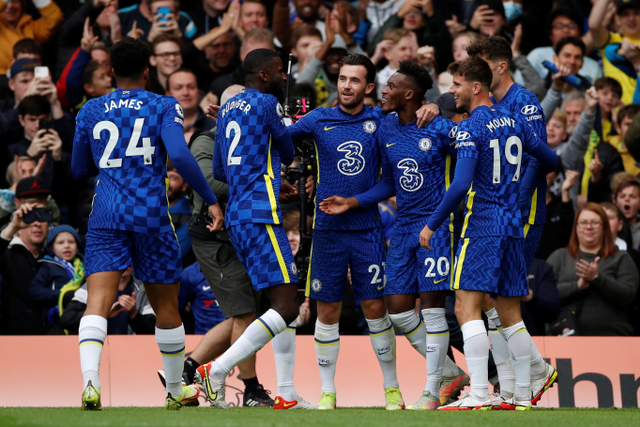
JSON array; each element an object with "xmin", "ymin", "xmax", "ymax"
[
  {"xmin": 555, "ymin": 36, "xmax": 585, "ymax": 57},
  {"xmin": 339, "ymin": 54, "xmax": 376, "ymax": 85},
  {"xmin": 617, "ymin": 104, "xmax": 640, "ymax": 126},
  {"xmin": 447, "ymin": 57, "xmax": 493, "ymax": 90},
  {"xmin": 243, "ymin": 48, "xmax": 280, "ymax": 78},
  {"xmin": 13, "ymin": 38, "xmax": 43, "ymax": 59},
  {"xmin": 110, "ymin": 37, "xmax": 150, "ymax": 79},
  {"xmin": 19, "ymin": 95, "xmax": 50, "ymax": 117},
  {"xmin": 82, "ymin": 60, "xmax": 103, "ymax": 86},
  {"xmin": 397, "ymin": 61, "xmax": 433, "ymax": 100},
  {"xmin": 547, "ymin": 8, "xmax": 582, "ymax": 36},
  {"xmin": 466, "ymin": 36, "xmax": 512, "ymax": 65},
  {"xmin": 594, "ymin": 77, "xmax": 623, "ymax": 98}
]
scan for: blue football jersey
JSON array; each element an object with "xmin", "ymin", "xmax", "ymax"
[
  {"xmin": 288, "ymin": 105, "xmax": 384, "ymax": 231},
  {"xmin": 379, "ymin": 114, "xmax": 457, "ymax": 234},
  {"xmin": 179, "ymin": 262, "xmax": 225, "ymax": 335},
  {"xmin": 73, "ymin": 88, "xmax": 184, "ymax": 233},
  {"xmin": 493, "ymin": 83, "xmax": 547, "ymax": 226},
  {"xmin": 456, "ymin": 105, "xmax": 544, "ymax": 239},
  {"xmin": 215, "ymin": 89, "xmax": 289, "ymax": 226}
]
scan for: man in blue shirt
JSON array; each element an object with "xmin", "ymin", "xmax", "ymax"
[
  {"xmin": 467, "ymin": 36, "xmax": 558, "ymax": 410},
  {"xmin": 420, "ymin": 57, "xmax": 557, "ymax": 411},
  {"xmin": 72, "ymin": 37, "xmax": 223, "ymax": 411}
]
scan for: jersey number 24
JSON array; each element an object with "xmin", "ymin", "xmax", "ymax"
[{"xmin": 94, "ymin": 118, "xmax": 156, "ymax": 168}]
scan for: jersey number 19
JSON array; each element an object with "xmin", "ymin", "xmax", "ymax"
[{"xmin": 490, "ymin": 136, "xmax": 522, "ymax": 184}]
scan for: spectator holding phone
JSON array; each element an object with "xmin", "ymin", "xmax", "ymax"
[
  {"xmin": 0, "ymin": 176, "xmax": 53, "ymax": 334},
  {"xmin": 118, "ymin": 0, "xmax": 196, "ymax": 43}
]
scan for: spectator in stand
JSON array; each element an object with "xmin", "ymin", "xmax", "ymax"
[
  {"xmin": 523, "ymin": 259, "xmax": 561, "ymax": 336},
  {"xmin": 437, "ymin": 31, "xmax": 479, "ymax": 94},
  {"xmin": 371, "ymin": 28, "xmax": 418, "ymax": 100},
  {"xmin": 186, "ymin": 0, "xmax": 229, "ymax": 38},
  {"xmin": 273, "ymin": 0, "xmax": 324, "ymax": 51},
  {"xmin": 59, "ymin": 266, "xmax": 156, "ymax": 334},
  {"xmin": 595, "ymin": 77, "xmax": 623, "ymax": 141},
  {"xmin": 118, "ymin": 0, "xmax": 196, "ymax": 43},
  {"xmin": 0, "ymin": 38, "xmax": 42, "ymax": 111},
  {"xmin": 208, "ymin": 28, "xmax": 275, "ymax": 103},
  {"xmin": 0, "ymin": 177, "xmax": 52, "ymax": 335},
  {"xmin": 613, "ymin": 178, "xmax": 640, "ymax": 249},
  {"xmin": 233, "ymin": 0, "xmax": 269, "ymax": 42},
  {"xmin": 547, "ymin": 203, "xmax": 639, "ymax": 336},
  {"xmin": 607, "ymin": 104, "xmax": 640, "ymax": 176},
  {"xmin": 0, "ymin": 0, "xmax": 63, "ymax": 75},
  {"xmin": 514, "ymin": 8, "xmax": 601, "ymax": 91},
  {"xmin": 290, "ymin": 26, "xmax": 323, "ymax": 80},
  {"xmin": 364, "ymin": 0, "xmax": 404, "ymax": 46},
  {"xmin": 590, "ymin": 0, "xmax": 640, "ymax": 104},
  {"xmin": 543, "ymin": 37, "xmax": 592, "ymax": 95},
  {"xmin": 537, "ymin": 162, "xmax": 579, "ymax": 260},
  {"xmin": 179, "ymin": 261, "xmax": 226, "ymax": 335},
  {"xmin": 166, "ymin": 159, "xmax": 193, "ymax": 260},
  {"xmin": 167, "ymin": 69, "xmax": 213, "ymax": 131},
  {"xmin": 28, "ymin": 225, "xmax": 85, "ymax": 334},
  {"xmin": 4, "ymin": 58, "xmax": 36, "ymax": 112},
  {"xmin": 149, "ymin": 34, "xmax": 183, "ymax": 94},
  {"xmin": 56, "ymin": 0, "xmax": 120, "ymax": 80},
  {"xmin": 368, "ymin": 0, "xmax": 452, "ymax": 69}
]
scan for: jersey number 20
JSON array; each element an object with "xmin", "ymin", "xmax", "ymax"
[
  {"xmin": 489, "ymin": 136, "xmax": 522, "ymax": 184},
  {"xmin": 94, "ymin": 118, "xmax": 156, "ymax": 168}
]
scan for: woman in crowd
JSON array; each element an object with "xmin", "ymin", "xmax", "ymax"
[{"xmin": 547, "ymin": 203, "xmax": 639, "ymax": 336}]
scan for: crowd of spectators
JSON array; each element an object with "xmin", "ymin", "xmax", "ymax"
[{"xmin": 2, "ymin": 0, "xmax": 640, "ymax": 337}]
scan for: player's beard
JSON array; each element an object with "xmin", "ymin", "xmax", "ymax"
[{"xmin": 339, "ymin": 89, "xmax": 365, "ymax": 110}]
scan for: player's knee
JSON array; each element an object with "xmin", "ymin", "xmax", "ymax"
[
  {"xmin": 271, "ymin": 301, "xmax": 299, "ymax": 325},
  {"xmin": 316, "ymin": 301, "xmax": 341, "ymax": 324},
  {"xmin": 361, "ymin": 298, "xmax": 387, "ymax": 318}
]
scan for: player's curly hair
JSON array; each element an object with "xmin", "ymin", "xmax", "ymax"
[
  {"xmin": 397, "ymin": 61, "xmax": 433, "ymax": 100},
  {"xmin": 243, "ymin": 48, "xmax": 280, "ymax": 78},
  {"xmin": 110, "ymin": 37, "xmax": 150, "ymax": 79},
  {"xmin": 466, "ymin": 36, "xmax": 512, "ymax": 65},
  {"xmin": 447, "ymin": 57, "xmax": 493, "ymax": 90}
]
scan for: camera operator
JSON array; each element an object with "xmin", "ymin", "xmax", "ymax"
[{"xmin": 0, "ymin": 176, "xmax": 54, "ymax": 335}]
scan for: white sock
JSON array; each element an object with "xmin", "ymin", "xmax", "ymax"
[
  {"xmin": 503, "ymin": 321, "xmax": 531, "ymax": 402},
  {"xmin": 156, "ymin": 325, "xmax": 186, "ymax": 397},
  {"xmin": 485, "ymin": 308, "xmax": 515, "ymax": 399},
  {"xmin": 389, "ymin": 310, "xmax": 426, "ymax": 355},
  {"xmin": 271, "ymin": 320, "xmax": 298, "ymax": 401},
  {"xmin": 79, "ymin": 315, "xmax": 107, "ymax": 390},
  {"xmin": 530, "ymin": 341, "xmax": 547, "ymax": 379},
  {"xmin": 314, "ymin": 320, "xmax": 340, "ymax": 394},
  {"xmin": 461, "ymin": 320, "xmax": 489, "ymax": 401},
  {"xmin": 366, "ymin": 313, "xmax": 399, "ymax": 390},
  {"xmin": 210, "ymin": 309, "xmax": 286, "ymax": 381},
  {"xmin": 423, "ymin": 308, "xmax": 449, "ymax": 398}
]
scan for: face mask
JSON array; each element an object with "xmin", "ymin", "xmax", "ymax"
[{"xmin": 503, "ymin": 1, "xmax": 522, "ymax": 23}]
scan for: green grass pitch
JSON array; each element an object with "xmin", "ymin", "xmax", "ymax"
[{"xmin": 1, "ymin": 407, "xmax": 639, "ymax": 427}]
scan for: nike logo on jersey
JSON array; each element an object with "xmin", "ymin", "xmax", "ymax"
[
  {"xmin": 386, "ymin": 143, "xmax": 396, "ymax": 148},
  {"xmin": 203, "ymin": 285, "xmax": 211, "ymax": 291},
  {"xmin": 434, "ymin": 278, "xmax": 446, "ymax": 284},
  {"xmin": 377, "ymin": 284, "xmax": 385, "ymax": 290},
  {"xmin": 324, "ymin": 126, "xmax": 337, "ymax": 131}
]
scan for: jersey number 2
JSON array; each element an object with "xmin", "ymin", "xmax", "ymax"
[
  {"xmin": 489, "ymin": 136, "xmax": 522, "ymax": 184},
  {"xmin": 226, "ymin": 121, "xmax": 242, "ymax": 166},
  {"xmin": 95, "ymin": 118, "xmax": 155, "ymax": 168}
]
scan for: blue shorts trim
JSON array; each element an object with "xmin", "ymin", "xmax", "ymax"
[
  {"xmin": 385, "ymin": 231, "xmax": 454, "ymax": 295},
  {"xmin": 306, "ymin": 228, "xmax": 386, "ymax": 303},
  {"xmin": 452, "ymin": 236, "xmax": 527, "ymax": 297},
  {"xmin": 85, "ymin": 228, "xmax": 182, "ymax": 284},
  {"xmin": 228, "ymin": 222, "xmax": 298, "ymax": 291}
]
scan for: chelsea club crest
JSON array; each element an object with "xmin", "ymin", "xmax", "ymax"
[
  {"xmin": 363, "ymin": 121, "xmax": 376, "ymax": 133},
  {"xmin": 419, "ymin": 138, "xmax": 432, "ymax": 151},
  {"xmin": 311, "ymin": 279, "xmax": 322, "ymax": 292}
]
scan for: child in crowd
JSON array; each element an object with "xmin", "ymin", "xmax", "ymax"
[
  {"xmin": 372, "ymin": 28, "xmax": 418, "ymax": 99},
  {"xmin": 607, "ymin": 104, "xmax": 640, "ymax": 175},
  {"xmin": 438, "ymin": 31, "xmax": 479, "ymax": 93},
  {"xmin": 614, "ymin": 178, "xmax": 640, "ymax": 250},
  {"xmin": 29, "ymin": 225, "xmax": 85, "ymax": 334},
  {"xmin": 547, "ymin": 108, "xmax": 568, "ymax": 152},
  {"xmin": 290, "ymin": 26, "xmax": 323, "ymax": 80},
  {"xmin": 595, "ymin": 77, "xmax": 623, "ymax": 141}
]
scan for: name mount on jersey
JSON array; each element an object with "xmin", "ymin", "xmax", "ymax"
[{"xmin": 485, "ymin": 117, "xmax": 516, "ymax": 133}]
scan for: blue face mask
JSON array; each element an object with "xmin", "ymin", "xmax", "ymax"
[{"xmin": 503, "ymin": 1, "xmax": 522, "ymax": 23}]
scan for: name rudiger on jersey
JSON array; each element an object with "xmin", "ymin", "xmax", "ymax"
[{"xmin": 221, "ymin": 98, "xmax": 253, "ymax": 117}]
